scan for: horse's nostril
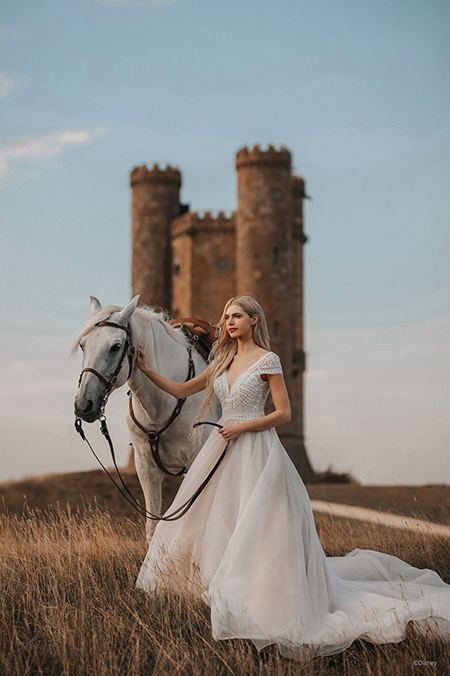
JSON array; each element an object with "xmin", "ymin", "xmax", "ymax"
[{"xmin": 84, "ymin": 400, "xmax": 93, "ymax": 413}]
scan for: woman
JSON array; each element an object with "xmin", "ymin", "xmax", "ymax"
[{"xmin": 134, "ymin": 295, "xmax": 450, "ymax": 663}]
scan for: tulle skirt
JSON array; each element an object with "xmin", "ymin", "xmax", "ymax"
[{"xmin": 135, "ymin": 418, "xmax": 450, "ymax": 663}]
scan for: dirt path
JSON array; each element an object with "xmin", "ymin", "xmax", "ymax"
[{"xmin": 311, "ymin": 500, "xmax": 450, "ymax": 538}]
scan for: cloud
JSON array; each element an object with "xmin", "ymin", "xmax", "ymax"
[
  {"xmin": 0, "ymin": 127, "xmax": 109, "ymax": 184},
  {"xmin": 0, "ymin": 72, "xmax": 18, "ymax": 100},
  {"xmin": 0, "ymin": 71, "xmax": 28, "ymax": 102}
]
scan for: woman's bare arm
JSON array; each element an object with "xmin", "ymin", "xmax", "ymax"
[{"xmin": 137, "ymin": 346, "xmax": 210, "ymax": 398}]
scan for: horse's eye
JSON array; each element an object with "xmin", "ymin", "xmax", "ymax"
[{"xmin": 110, "ymin": 344, "xmax": 121, "ymax": 352}]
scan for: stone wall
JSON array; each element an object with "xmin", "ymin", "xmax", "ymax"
[{"xmin": 130, "ymin": 145, "xmax": 314, "ymax": 479}]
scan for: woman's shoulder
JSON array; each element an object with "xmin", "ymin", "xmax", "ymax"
[
  {"xmin": 259, "ymin": 349, "xmax": 279, "ymax": 360},
  {"xmin": 258, "ymin": 351, "xmax": 283, "ymax": 376},
  {"xmin": 252, "ymin": 349, "xmax": 280, "ymax": 362},
  {"xmin": 252, "ymin": 349, "xmax": 278, "ymax": 365}
]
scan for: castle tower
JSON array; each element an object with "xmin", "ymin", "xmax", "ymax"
[
  {"xmin": 235, "ymin": 144, "xmax": 293, "ymax": 360},
  {"xmin": 129, "ymin": 145, "xmax": 316, "ymax": 482},
  {"xmin": 170, "ymin": 211, "xmax": 236, "ymax": 321},
  {"xmin": 130, "ymin": 164, "xmax": 181, "ymax": 309},
  {"xmin": 235, "ymin": 144, "xmax": 311, "ymax": 477}
]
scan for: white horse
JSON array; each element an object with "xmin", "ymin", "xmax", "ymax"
[{"xmin": 72, "ymin": 294, "xmax": 220, "ymax": 541}]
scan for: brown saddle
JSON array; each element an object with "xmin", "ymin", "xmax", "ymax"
[{"xmin": 168, "ymin": 317, "xmax": 219, "ymax": 361}]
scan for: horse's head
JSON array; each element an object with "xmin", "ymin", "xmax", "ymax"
[{"xmin": 74, "ymin": 294, "xmax": 140, "ymax": 422}]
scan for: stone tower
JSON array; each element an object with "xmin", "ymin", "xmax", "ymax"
[
  {"xmin": 130, "ymin": 164, "xmax": 182, "ymax": 309},
  {"xmin": 234, "ymin": 145, "xmax": 312, "ymax": 477},
  {"xmin": 235, "ymin": 144, "xmax": 293, "ymax": 392},
  {"xmin": 130, "ymin": 144, "xmax": 314, "ymax": 480}
]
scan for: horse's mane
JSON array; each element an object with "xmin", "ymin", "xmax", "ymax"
[
  {"xmin": 131, "ymin": 304, "xmax": 190, "ymax": 352},
  {"xmin": 69, "ymin": 302, "xmax": 189, "ymax": 358}
]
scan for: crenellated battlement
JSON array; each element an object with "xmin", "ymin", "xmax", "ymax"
[
  {"xmin": 291, "ymin": 175, "xmax": 306, "ymax": 195},
  {"xmin": 130, "ymin": 163, "xmax": 181, "ymax": 187},
  {"xmin": 235, "ymin": 143, "xmax": 291, "ymax": 170},
  {"xmin": 131, "ymin": 143, "xmax": 311, "ymax": 477},
  {"xmin": 170, "ymin": 210, "xmax": 235, "ymax": 239}
]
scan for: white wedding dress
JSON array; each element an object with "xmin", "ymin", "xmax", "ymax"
[{"xmin": 135, "ymin": 351, "xmax": 450, "ymax": 662}]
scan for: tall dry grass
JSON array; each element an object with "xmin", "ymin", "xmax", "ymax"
[{"xmin": 0, "ymin": 500, "xmax": 448, "ymax": 675}]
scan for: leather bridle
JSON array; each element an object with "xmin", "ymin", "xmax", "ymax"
[
  {"xmin": 74, "ymin": 318, "xmax": 232, "ymax": 521},
  {"xmin": 77, "ymin": 320, "xmax": 136, "ymax": 418}
]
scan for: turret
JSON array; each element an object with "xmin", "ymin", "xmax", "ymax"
[
  {"xmin": 130, "ymin": 163, "xmax": 181, "ymax": 309},
  {"xmin": 235, "ymin": 143, "xmax": 293, "ymax": 361}
]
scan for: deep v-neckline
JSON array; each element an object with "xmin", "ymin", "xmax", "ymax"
[{"xmin": 226, "ymin": 351, "xmax": 271, "ymax": 392}]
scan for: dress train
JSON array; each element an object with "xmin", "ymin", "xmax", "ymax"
[{"xmin": 135, "ymin": 352, "xmax": 450, "ymax": 662}]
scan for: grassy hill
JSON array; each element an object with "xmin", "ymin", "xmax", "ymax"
[
  {"xmin": 0, "ymin": 469, "xmax": 448, "ymax": 674},
  {"xmin": 1, "ymin": 474, "xmax": 448, "ymax": 674},
  {"xmin": 1, "ymin": 468, "xmax": 448, "ymax": 525}
]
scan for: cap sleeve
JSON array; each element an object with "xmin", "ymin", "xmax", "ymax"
[{"xmin": 259, "ymin": 352, "xmax": 283, "ymax": 375}]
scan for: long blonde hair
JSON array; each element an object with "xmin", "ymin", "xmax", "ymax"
[{"xmin": 188, "ymin": 296, "xmax": 271, "ymax": 442}]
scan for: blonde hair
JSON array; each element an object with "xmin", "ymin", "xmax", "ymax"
[{"xmin": 188, "ymin": 295, "xmax": 271, "ymax": 442}]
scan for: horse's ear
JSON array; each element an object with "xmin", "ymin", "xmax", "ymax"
[
  {"xmin": 90, "ymin": 296, "xmax": 102, "ymax": 316},
  {"xmin": 116, "ymin": 294, "xmax": 140, "ymax": 326}
]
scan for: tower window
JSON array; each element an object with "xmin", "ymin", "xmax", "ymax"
[
  {"xmin": 272, "ymin": 247, "xmax": 279, "ymax": 266},
  {"xmin": 216, "ymin": 257, "xmax": 228, "ymax": 271},
  {"xmin": 273, "ymin": 321, "xmax": 279, "ymax": 338},
  {"xmin": 173, "ymin": 263, "xmax": 180, "ymax": 276}
]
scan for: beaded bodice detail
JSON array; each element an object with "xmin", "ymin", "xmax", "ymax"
[{"xmin": 213, "ymin": 351, "xmax": 283, "ymax": 422}]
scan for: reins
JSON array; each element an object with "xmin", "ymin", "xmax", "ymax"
[
  {"xmin": 75, "ymin": 418, "xmax": 231, "ymax": 521},
  {"xmin": 74, "ymin": 318, "xmax": 231, "ymax": 521}
]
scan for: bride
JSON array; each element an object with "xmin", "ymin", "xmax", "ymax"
[{"xmin": 134, "ymin": 295, "xmax": 450, "ymax": 663}]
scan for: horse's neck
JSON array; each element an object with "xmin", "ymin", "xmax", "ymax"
[{"xmin": 129, "ymin": 316, "xmax": 187, "ymax": 419}]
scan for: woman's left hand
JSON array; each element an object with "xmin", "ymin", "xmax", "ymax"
[{"xmin": 218, "ymin": 423, "xmax": 244, "ymax": 442}]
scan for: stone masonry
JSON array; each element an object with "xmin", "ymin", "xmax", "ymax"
[{"xmin": 130, "ymin": 144, "xmax": 314, "ymax": 480}]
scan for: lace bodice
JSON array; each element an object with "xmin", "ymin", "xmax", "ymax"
[{"xmin": 213, "ymin": 351, "xmax": 283, "ymax": 422}]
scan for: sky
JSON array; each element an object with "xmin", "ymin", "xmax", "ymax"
[{"xmin": 0, "ymin": 0, "xmax": 449, "ymax": 485}]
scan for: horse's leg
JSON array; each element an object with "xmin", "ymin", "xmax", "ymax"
[{"xmin": 130, "ymin": 434, "xmax": 164, "ymax": 543}]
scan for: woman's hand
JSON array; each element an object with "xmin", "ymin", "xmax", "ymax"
[
  {"xmin": 218, "ymin": 423, "xmax": 244, "ymax": 442},
  {"xmin": 136, "ymin": 345, "xmax": 148, "ymax": 372}
]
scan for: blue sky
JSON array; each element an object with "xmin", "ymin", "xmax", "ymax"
[{"xmin": 1, "ymin": 0, "xmax": 449, "ymax": 484}]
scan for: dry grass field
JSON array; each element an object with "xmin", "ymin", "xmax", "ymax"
[
  {"xmin": 2, "ymin": 468, "xmax": 449, "ymax": 525},
  {"xmin": 0, "ymin": 471, "xmax": 449, "ymax": 675}
]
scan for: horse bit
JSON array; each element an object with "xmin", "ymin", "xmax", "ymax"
[{"xmin": 74, "ymin": 318, "xmax": 231, "ymax": 521}]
